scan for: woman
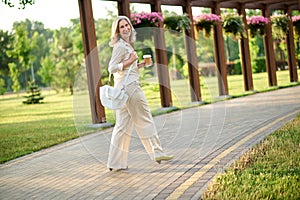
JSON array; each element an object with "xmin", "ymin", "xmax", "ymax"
[{"xmin": 107, "ymin": 16, "xmax": 173, "ymax": 171}]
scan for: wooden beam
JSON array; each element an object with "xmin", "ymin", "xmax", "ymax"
[
  {"xmin": 118, "ymin": 0, "xmax": 130, "ymax": 16},
  {"xmin": 160, "ymin": 0, "xmax": 185, "ymax": 6},
  {"xmin": 151, "ymin": 0, "xmax": 173, "ymax": 107},
  {"xmin": 102, "ymin": 0, "xmax": 299, "ymax": 10},
  {"xmin": 182, "ymin": 0, "xmax": 202, "ymax": 102},
  {"xmin": 238, "ymin": 4, "xmax": 254, "ymax": 91},
  {"xmin": 262, "ymin": 5, "xmax": 277, "ymax": 87},
  {"xmin": 190, "ymin": 1, "xmax": 215, "ymax": 8},
  {"xmin": 78, "ymin": 0, "xmax": 106, "ymax": 123},
  {"xmin": 285, "ymin": 7, "xmax": 298, "ymax": 82},
  {"xmin": 212, "ymin": 4, "xmax": 229, "ymax": 96}
]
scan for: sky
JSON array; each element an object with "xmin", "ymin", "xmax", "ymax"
[{"xmin": 0, "ymin": 0, "xmax": 190, "ymax": 31}]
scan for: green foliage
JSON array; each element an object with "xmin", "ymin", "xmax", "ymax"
[
  {"xmin": 4, "ymin": 20, "xmax": 52, "ymax": 90},
  {"xmin": 222, "ymin": 13, "xmax": 246, "ymax": 39},
  {"xmin": 0, "ymin": 30, "xmax": 14, "ymax": 77},
  {"xmin": 38, "ymin": 56, "xmax": 55, "ymax": 87},
  {"xmin": 7, "ymin": 22, "xmax": 33, "ymax": 88},
  {"xmin": 1, "ymin": 0, "xmax": 35, "ymax": 9},
  {"xmin": 233, "ymin": 59, "xmax": 242, "ymax": 75},
  {"xmin": 248, "ymin": 23, "xmax": 267, "ymax": 38},
  {"xmin": 95, "ymin": 18, "xmax": 115, "ymax": 83},
  {"xmin": 271, "ymin": 14, "xmax": 290, "ymax": 39},
  {"xmin": 249, "ymin": 36, "xmax": 260, "ymax": 69},
  {"xmin": 253, "ymin": 57, "xmax": 266, "ymax": 73},
  {"xmin": 182, "ymin": 62, "xmax": 189, "ymax": 78},
  {"xmin": 0, "ymin": 78, "xmax": 6, "ymax": 95},
  {"xmin": 0, "ymin": 30, "xmax": 15, "ymax": 91},
  {"xmin": 164, "ymin": 14, "xmax": 191, "ymax": 33},
  {"xmin": 194, "ymin": 13, "xmax": 221, "ymax": 38},
  {"xmin": 8, "ymin": 63, "xmax": 20, "ymax": 92},
  {"xmin": 225, "ymin": 36, "xmax": 239, "ymax": 61},
  {"xmin": 136, "ymin": 45, "xmax": 154, "ymax": 85},
  {"xmin": 47, "ymin": 21, "xmax": 83, "ymax": 95},
  {"xmin": 23, "ymin": 81, "xmax": 44, "ymax": 104},
  {"xmin": 292, "ymin": 17, "xmax": 300, "ymax": 36},
  {"xmin": 196, "ymin": 32, "xmax": 215, "ymax": 63}
]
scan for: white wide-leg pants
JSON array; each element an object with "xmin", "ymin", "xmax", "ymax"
[{"xmin": 107, "ymin": 82, "xmax": 164, "ymax": 169}]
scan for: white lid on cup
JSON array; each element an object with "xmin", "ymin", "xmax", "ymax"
[{"xmin": 143, "ymin": 55, "xmax": 151, "ymax": 58}]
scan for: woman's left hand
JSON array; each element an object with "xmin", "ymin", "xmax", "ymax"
[{"xmin": 137, "ymin": 61, "xmax": 146, "ymax": 69}]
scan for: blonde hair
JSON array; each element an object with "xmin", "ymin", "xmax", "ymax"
[{"xmin": 109, "ymin": 16, "xmax": 136, "ymax": 47}]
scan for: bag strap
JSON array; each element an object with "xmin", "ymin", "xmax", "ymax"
[{"xmin": 108, "ymin": 64, "xmax": 133, "ymax": 88}]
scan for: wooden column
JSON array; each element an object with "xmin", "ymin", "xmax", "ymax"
[
  {"xmin": 212, "ymin": 4, "xmax": 229, "ymax": 96},
  {"xmin": 285, "ymin": 7, "xmax": 298, "ymax": 82},
  {"xmin": 118, "ymin": 0, "xmax": 130, "ymax": 16},
  {"xmin": 238, "ymin": 4, "xmax": 254, "ymax": 91},
  {"xmin": 151, "ymin": 0, "xmax": 173, "ymax": 107},
  {"xmin": 78, "ymin": 0, "xmax": 106, "ymax": 123},
  {"xmin": 263, "ymin": 6, "xmax": 277, "ymax": 87},
  {"xmin": 182, "ymin": 0, "xmax": 202, "ymax": 102}
]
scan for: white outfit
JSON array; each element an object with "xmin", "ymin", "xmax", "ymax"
[{"xmin": 107, "ymin": 39, "xmax": 164, "ymax": 169}]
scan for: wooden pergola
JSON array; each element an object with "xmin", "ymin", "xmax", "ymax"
[{"xmin": 78, "ymin": 0, "xmax": 299, "ymax": 124}]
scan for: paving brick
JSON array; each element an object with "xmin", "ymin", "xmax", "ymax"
[{"xmin": 0, "ymin": 86, "xmax": 299, "ymax": 199}]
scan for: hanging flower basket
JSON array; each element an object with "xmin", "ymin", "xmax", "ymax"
[
  {"xmin": 292, "ymin": 15, "xmax": 300, "ymax": 36},
  {"xmin": 193, "ymin": 13, "xmax": 221, "ymax": 38},
  {"xmin": 222, "ymin": 13, "xmax": 246, "ymax": 39},
  {"xmin": 131, "ymin": 12, "xmax": 163, "ymax": 28},
  {"xmin": 164, "ymin": 14, "xmax": 191, "ymax": 33},
  {"xmin": 130, "ymin": 12, "xmax": 163, "ymax": 41},
  {"xmin": 247, "ymin": 16, "xmax": 270, "ymax": 38},
  {"xmin": 271, "ymin": 14, "xmax": 290, "ymax": 39}
]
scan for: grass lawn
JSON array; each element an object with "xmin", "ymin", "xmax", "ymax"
[
  {"xmin": 0, "ymin": 91, "xmax": 78, "ymax": 163},
  {"xmin": 202, "ymin": 114, "xmax": 300, "ymax": 199},
  {"xmin": 0, "ymin": 70, "xmax": 300, "ymax": 164}
]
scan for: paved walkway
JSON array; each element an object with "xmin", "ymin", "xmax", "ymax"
[{"xmin": 1, "ymin": 86, "xmax": 300, "ymax": 200}]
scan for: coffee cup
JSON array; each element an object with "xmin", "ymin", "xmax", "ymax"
[{"xmin": 143, "ymin": 55, "xmax": 152, "ymax": 66}]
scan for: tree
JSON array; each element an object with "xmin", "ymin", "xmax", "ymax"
[
  {"xmin": 7, "ymin": 22, "xmax": 34, "ymax": 88},
  {"xmin": 0, "ymin": 30, "xmax": 15, "ymax": 91},
  {"xmin": 0, "ymin": 30, "xmax": 14, "ymax": 76},
  {"xmin": 0, "ymin": 78, "xmax": 6, "ymax": 95},
  {"xmin": 1, "ymin": 0, "xmax": 35, "ymax": 9},
  {"xmin": 8, "ymin": 63, "xmax": 20, "ymax": 92},
  {"xmin": 5, "ymin": 20, "xmax": 52, "ymax": 91},
  {"xmin": 44, "ymin": 20, "xmax": 83, "ymax": 95},
  {"xmin": 38, "ymin": 56, "xmax": 54, "ymax": 87},
  {"xmin": 23, "ymin": 81, "xmax": 44, "ymax": 104}
]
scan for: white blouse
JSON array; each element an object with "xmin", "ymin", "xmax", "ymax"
[{"xmin": 108, "ymin": 39, "xmax": 139, "ymax": 88}]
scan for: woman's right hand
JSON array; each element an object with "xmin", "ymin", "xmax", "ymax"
[
  {"xmin": 129, "ymin": 51, "xmax": 138, "ymax": 63},
  {"xmin": 122, "ymin": 51, "xmax": 138, "ymax": 70}
]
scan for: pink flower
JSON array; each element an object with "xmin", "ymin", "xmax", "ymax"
[
  {"xmin": 292, "ymin": 15, "xmax": 300, "ymax": 22},
  {"xmin": 194, "ymin": 13, "xmax": 221, "ymax": 23},
  {"xmin": 130, "ymin": 12, "xmax": 164, "ymax": 27},
  {"xmin": 247, "ymin": 16, "xmax": 270, "ymax": 25}
]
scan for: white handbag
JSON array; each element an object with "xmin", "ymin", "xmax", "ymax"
[{"xmin": 100, "ymin": 66, "xmax": 132, "ymax": 110}]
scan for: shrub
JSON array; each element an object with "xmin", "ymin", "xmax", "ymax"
[
  {"xmin": 0, "ymin": 78, "xmax": 6, "ymax": 95},
  {"xmin": 253, "ymin": 57, "xmax": 266, "ymax": 73},
  {"xmin": 23, "ymin": 81, "xmax": 44, "ymax": 104},
  {"xmin": 233, "ymin": 59, "xmax": 242, "ymax": 75}
]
